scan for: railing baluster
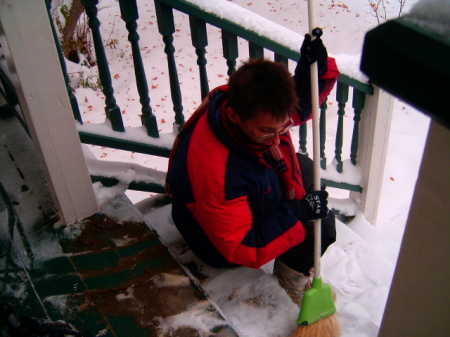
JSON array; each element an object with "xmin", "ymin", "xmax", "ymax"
[
  {"xmin": 46, "ymin": 0, "xmax": 82, "ymax": 124},
  {"xmin": 249, "ymin": 42, "xmax": 264, "ymax": 59},
  {"xmin": 189, "ymin": 16, "xmax": 209, "ymax": 100},
  {"xmin": 82, "ymin": 0, "xmax": 124, "ymax": 132},
  {"xmin": 222, "ymin": 30, "xmax": 238, "ymax": 76},
  {"xmin": 334, "ymin": 82, "xmax": 349, "ymax": 173},
  {"xmin": 351, "ymin": 89, "xmax": 366, "ymax": 165},
  {"xmin": 155, "ymin": 1, "xmax": 184, "ymax": 130},
  {"xmin": 299, "ymin": 123, "xmax": 308, "ymax": 155},
  {"xmin": 119, "ymin": 0, "xmax": 159, "ymax": 138},
  {"xmin": 274, "ymin": 53, "xmax": 288, "ymax": 66},
  {"xmin": 320, "ymin": 98, "xmax": 328, "ymax": 169}
]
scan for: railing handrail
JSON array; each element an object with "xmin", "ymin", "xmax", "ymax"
[{"xmin": 156, "ymin": 0, "xmax": 373, "ymax": 94}]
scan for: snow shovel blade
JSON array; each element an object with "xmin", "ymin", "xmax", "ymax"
[{"xmin": 297, "ymin": 277, "xmax": 337, "ymax": 326}]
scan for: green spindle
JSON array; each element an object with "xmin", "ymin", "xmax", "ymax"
[
  {"xmin": 82, "ymin": 0, "xmax": 124, "ymax": 132},
  {"xmin": 222, "ymin": 30, "xmax": 238, "ymax": 76},
  {"xmin": 274, "ymin": 53, "xmax": 288, "ymax": 66},
  {"xmin": 189, "ymin": 16, "xmax": 209, "ymax": 100},
  {"xmin": 335, "ymin": 82, "xmax": 349, "ymax": 173},
  {"xmin": 249, "ymin": 42, "xmax": 264, "ymax": 59},
  {"xmin": 45, "ymin": 0, "xmax": 82, "ymax": 124},
  {"xmin": 119, "ymin": 0, "xmax": 159, "ymax": 138},
  {"xmin": 155, "ymin": 1, "xmax": 184, "ymax": 129},
  {"xmin": 299, "ymin": 123, "xmax": 308, "ymax": 155},
  {"xmin": 320, "ymin": 98, "xmax": 327, "ymax": 169},
  {"xmin": 350, "ymin": 89, "xmax": 366, "ymax": 165}
]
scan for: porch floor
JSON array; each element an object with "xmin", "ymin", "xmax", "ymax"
[{"xmin": 0, "ymin": 109, "xmax": 236, "ymax": 336}]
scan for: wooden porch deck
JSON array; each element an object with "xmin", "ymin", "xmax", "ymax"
[{"xmin": 0, "ymin": 109, "xmax": 236, "ymax": 336}]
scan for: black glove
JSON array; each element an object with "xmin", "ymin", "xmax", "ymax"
[
  {"xmin": 299, "ymin": 189, "xmax": 329, "ymax": 220},
  {"xmin": 300, "ymin": 28, "xmax": 328, "ymax": 67}
]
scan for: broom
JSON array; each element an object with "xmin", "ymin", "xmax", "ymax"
[{"xmin": 290, "ymin": 1, "xmax": 341, "ymax": 336}]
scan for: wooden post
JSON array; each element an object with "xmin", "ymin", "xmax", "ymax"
[
  {"xmin": 82, "ymin": 0, "xmax": 125, "ymax": 132},
  {"xmin": 353, "ymin": 85, "xmax": 394, "ymax": 224},
  {"xmin": 334, "ymin": 81, "xmax": 349, "ymax": 173},
  {"xmin": 119, "ymin": 0, "xmax": 159, "ymax": 137},
  {"xmin": 0, "ymin": 0, "xmax": 98, "ymax": 224},
  {"xmin": 189, "ymin": 16, "xmax": 210, "ymax": 100},
  {"xmin": 249, "ymin": 42, "xmax": 264, "ymax": 59},
  {"xmin": 320, "ymin": 98, "xmax": 327, "ymax": 169},
  {"xmin": 222, "ymin": 30, "xmax": 238, "ymax": 76},
  {"xmin": 155, "ymin": 0, "xmax": 184, "ymax": 130},
  {"xmin": 378, "ymin": 119, "xmax": 450, "ymax": 336}
]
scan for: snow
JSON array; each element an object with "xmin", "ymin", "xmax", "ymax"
[
  {"xmin": 4, "ymin": 0, "xmax": 435, "ymax": 336},
  {"xmin": 405, "ymin": 0, "xmax": 450, "ymax": 37}
]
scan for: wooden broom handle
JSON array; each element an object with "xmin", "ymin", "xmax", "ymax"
[{"xmin": 307, "ymin": 0, "xmax": 322, "ymax": 279}]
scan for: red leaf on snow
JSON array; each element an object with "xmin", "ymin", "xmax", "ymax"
[{"xmin": 390, "ymin": 177, "xmax": 395, "ymax": 181}]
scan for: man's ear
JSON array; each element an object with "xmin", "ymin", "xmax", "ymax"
[{"xmin": 227, "ymin": 107, "xmax": 240, "ymax": 124}]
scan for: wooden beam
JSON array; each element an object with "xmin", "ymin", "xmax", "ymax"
[{"xmin": 0, "ymin": 0, "xmax": 98, "ymax": 224}]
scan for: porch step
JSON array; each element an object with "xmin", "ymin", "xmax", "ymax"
[
  {"xmin": 0, "ymin": 198, "xmax": 238, "ymax": 336},
  {"xmin": 0, "ymin": 113, "xmax": 237, "ymax": 336}
]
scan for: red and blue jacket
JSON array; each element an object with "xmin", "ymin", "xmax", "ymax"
[{"xmin": 167, "ymin": 58, "xmax": 339, "ymax": 269}]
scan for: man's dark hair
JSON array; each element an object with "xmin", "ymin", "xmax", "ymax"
[{"xmin": 227, "ymin": 58, "xmax": 299, "ymax": 121}]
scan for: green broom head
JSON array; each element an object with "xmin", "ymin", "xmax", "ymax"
[{"xmin": 297, "ymin": 277, "xmax": 337, "ymax": 326}]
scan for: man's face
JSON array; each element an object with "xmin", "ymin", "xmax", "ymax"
[{"xmin": 241, "ymin": 113, "xmax": 293, "ymax": 146}]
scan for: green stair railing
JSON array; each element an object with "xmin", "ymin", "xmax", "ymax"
[{"xmin": 49, "ymin": 0, "xmax": 375, "ymax": 198}]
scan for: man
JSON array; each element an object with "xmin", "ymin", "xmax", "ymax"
[{"xmin": 167, "ymin": 31, "xmax": 340, "ymax": 305}]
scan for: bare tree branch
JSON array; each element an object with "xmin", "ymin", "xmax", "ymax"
[{"xmin": 61, "ymin": 0, "xmax": 84, "ymax": 60}]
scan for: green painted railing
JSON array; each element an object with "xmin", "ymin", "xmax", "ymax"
[{"xmin": 51, "ymin": 0, "xmax": 374, "ymax": 195}]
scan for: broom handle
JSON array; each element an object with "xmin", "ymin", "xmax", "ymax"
[{"xmin": 307, "ymin": 0, "xmax": 322, "ymax": 279}]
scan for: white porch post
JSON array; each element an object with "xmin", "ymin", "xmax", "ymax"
[
  {"xmin": 378, "ymin": 119, "xmax": 450, "ymax": 336},
  {"xmin": 0, "ymin": 0, "xmax": 98, "ymax": 224},
  {"xmin": 352, "ymin": 86, "xmax": 394, "ymax": 224}
]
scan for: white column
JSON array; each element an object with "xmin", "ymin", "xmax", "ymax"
[
  {"xmin": 378, "ymin": 119, "xmax": 450, "ymax": 336},
  {"xmin": 353, "ymin": 86, "xmax": 394, "ymax": 224},
  {"xmin": 0, "ymin": 0, "xmax": 98, "ymax": 224}
]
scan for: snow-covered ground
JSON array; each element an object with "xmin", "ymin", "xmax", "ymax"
[{"xmin": 54, "ymin": 0, "xmax": 434, "ymax": 336}]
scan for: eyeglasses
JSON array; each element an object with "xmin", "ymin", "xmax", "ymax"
[{"xmin": 242, "ymin": 118, "xmax": 294, "ymax": 142}]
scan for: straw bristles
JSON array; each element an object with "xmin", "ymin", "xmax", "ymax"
[{"xmin": 290, "ymin": 313, "xmax": 342, "ymax": 337}]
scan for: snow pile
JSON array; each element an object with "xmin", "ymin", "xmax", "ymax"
[
  {"xmin": 404, "ymin": 0, "xmax": 450, "ymax": 38},
  {"xmin": 135, "ymin": 196, "xmax": 397, "ymax": 337}
]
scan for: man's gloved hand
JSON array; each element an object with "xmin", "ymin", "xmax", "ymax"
[
  {"xmin": 300, "ymin": 28, "xmax": 328, "ymax": 67},
  {"xmin": 299, "ymin": 189, "xmax": 329, "ymax": 220}
]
